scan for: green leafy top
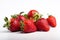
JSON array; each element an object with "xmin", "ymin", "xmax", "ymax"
[
  {"xmin": 3, "ymin": 17, "xmax": 10, "ymax": 28},
  {"xmin": 20, "ymin": 21, "xmax": 24, "ymax": 31},
  {"xmin": 33, "ymin": 12, "xmax": 42, "ymax": 22},
  {"xmin": 23, "ymin": 14, "xmax": 28, "ymax": 19}
]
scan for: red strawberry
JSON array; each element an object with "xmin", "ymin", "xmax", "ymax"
[
  {"xmin": 29, "ymin": 18, "xmax": 35, "ymax": 22},
  {"xmin": 35, "ymin": 18, "xmax": 50, "ymax": 31},
  {"xmin": 10, "ymin": 18, "xmax": 17, "ymax": 23},
  {"xmin": 28, "ymin": 10, "xmax": 39, "ymax": 17},
  {"xmin": 10, "ymin": 18, "xmax": 20, "ymax": 32},
  {"xmin": 3, "ymin": 17, "xmax": 20, "ymax": 32},
  {"xmin": 28, "ymin": 10, "xmax": 41, "ymax": 22},
  {"xmin": 17, "ymin": 12, "xmax": 26, "ymax": 21},
  {"xmin": 17, "ymin": 15, "xmax": 26, "ymax": 21},
  {"xmin": 20, "ymin": 19, "xmax": 37, "ymax": 33},
  {"xmin": 47, "ymin": 15, "xmax": 56, "ymax": 27}
]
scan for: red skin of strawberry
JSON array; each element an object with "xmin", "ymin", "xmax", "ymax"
[
  {"xmin": 29, "ymin": 18, "xmax": 35, "ymax": 22},
  {"xmin": 28, "ymin": 10, "xmax": 39, "ymax": 18},
  {"xmin": 36, "ymin": 18, "xmax": 50, "ymax": 31},
  {"xmin": 23, "ymin": 19, "xmax": 37, "ymax": 33},
  {"xmin": 9, "ymin": 18, "xmax": 20, "ymax": 32},
  {"xmin": 47, "ymin": 15, "xmax": 56, "ymax": 27},
  {"xmin": 17, "ymin": 15, "xmax": 26, "ymax": 21},
  {"xmin": 10, "ymin": 18, "xmax": 17, "ymax": 23}
]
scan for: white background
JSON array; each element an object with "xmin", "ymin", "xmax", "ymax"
[{"xmin": 0, "ymin": 0, "xmax": 60, "ymax": 40}]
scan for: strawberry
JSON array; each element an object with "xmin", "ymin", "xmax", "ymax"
[
  {"xmin": 28, "ymin": 10, "xmax": 39, "ymax": 17},
  {"xmin": 3, "ymin": 17, "xmax": 20, "ymax": 32},
  {"xmin": 20, "ymin": 19, "xmax": 37, "ymax": 33},
  {"xmin": 17, "ymin": 12, "xmax": 26, "ymax": 21},
  {"xmin": 47, "ymin": 15, "xmax": 56, "ymax": 27},
  {"xmin": 28, "ymin": 10, "xmax": 42, "ymax": 22},
  {"xmin": 10, "ymin": 18, "xmax": 20, "ymax": 32},
  {"xmin": 17, "ymin": 15, "xmax": 26, "ymax": 21},
  {"xmin": 35, "ymin": 18, "xmax": 50, "ymax": 31}
]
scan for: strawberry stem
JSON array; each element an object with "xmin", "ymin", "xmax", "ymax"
[{"xmin": 20, "ymin": 12, "xmax": 24, "ymax": 15}]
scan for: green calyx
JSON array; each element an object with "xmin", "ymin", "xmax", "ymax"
[
  {"xmin": 11, "ymin": 12, "xmax": 24, "ymax": 18},
  {"xmin": 23, "ymin": 14, "xmax": 28, "ymax": 19},
  {"xmin": 11, "ymin": 14, "xmax": 18, "ymax": 18},
  {"xmin": 3, "ymin": 17, "xmax": 10, "ymax": 28},
  {"xmin": 20, "ymin": 21, "xmax": 24, "ymax": 31},
  {"xmin": 4, "ymin": 17, "xmax": 8, "ymax": 22},
  {"xmin": 33, "ymin": 12, "xmax": 42, "ymax": 22}
]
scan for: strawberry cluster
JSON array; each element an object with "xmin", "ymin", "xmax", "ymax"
[{"xmin": 3, "ymin": 10, "xmax": 56, "ymax": 33}]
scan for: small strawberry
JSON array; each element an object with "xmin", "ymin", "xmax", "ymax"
[
  {"xmin": 3, "ymin": 17, "xmax": 20, "ymax": 32},
  {"xmin": 20, "ymin": 19, "xmax": 37, "ymax": 33},
  {"xmin": 47, "ymin": 15, "xmax": 56, "ymax": 27},
  {"xmin": 28, "ymin": 10, "xmax": 42, "ymax": 22},
  {"xmin": 35, "ymin": 18, "xmax": 50, "ymax": 31}
]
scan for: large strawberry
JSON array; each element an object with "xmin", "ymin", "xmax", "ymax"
[
  {"xmin": 28, "ymin": 10, "xmax": 42, "ymax": 22},
  {"xmin": 47, "ymin": 15, "xmax": 56, "ymax": 27},
  {"xmin": 20, "ymin": 19, "xmax": 37, "ymax": 33},
  {"xmin": 35, "ymin": 18, "xmax": 50, "ymax": 31},
  {"xmin": 3, "ymin": 17, "xmax": 20, "ymax": 32}
]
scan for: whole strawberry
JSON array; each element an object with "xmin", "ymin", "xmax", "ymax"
[
  {"xmin": 47, "ymin": 15, "xmax": 56, "ymax": 27},
  {"xmin": 3, "ymin": 17, "xmax": 20, "ymax": 32},
  {"xmin": 20, "ymin": 19, "xmax": 37, "ymax": 33},
  {"xmin": 35, "ymin": 18, "xmax": 50, "ymax": 31},
  {"xmin": 28, "ymin": 10, "xmax": 41, "ymax": 22}
]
